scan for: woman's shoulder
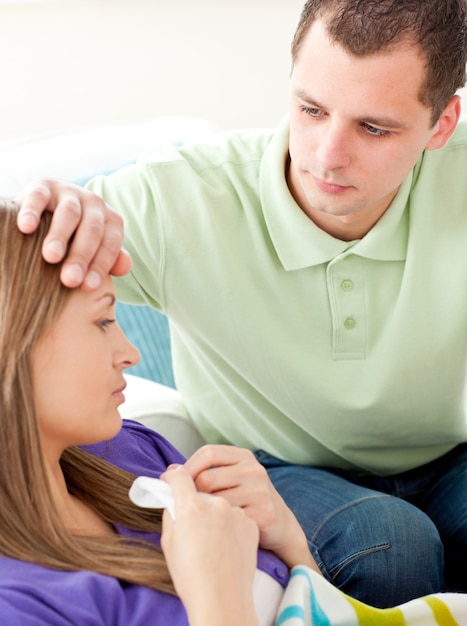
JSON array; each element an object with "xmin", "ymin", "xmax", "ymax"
[{"xmin": 81, "ymin": 419, "xmax": 186, "ymax": 478}]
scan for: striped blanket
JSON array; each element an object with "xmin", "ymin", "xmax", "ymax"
[{"xmin": 275, "ymin": 566, "xmax": 467, "ymax": 626}]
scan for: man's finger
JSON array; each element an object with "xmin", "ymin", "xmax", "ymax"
[
  {"xmin": 16, "ymin": 181, "xmax": 53, "ymax": 234},
  {"xmin": 110, "ymin": 248, "xmax": 133, "ymax": 277},
  {"xmin": 41, "ymin": 192, "xmax": 84, "ymax": 266},
  {"xmin": 185, "ymin": 444, "xmax": 252, "ymax": 480},
  {"xmin": 79, "ymin": 211, "xmax": 127, "ymax": 289},
  {"xmin": 15, "ymin": 181, "xmax": 125, "ymax": 290}
]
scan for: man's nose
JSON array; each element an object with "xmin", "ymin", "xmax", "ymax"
[{"xmin": 315, "ymin": 122, "xmax": 352, "ymax": 170}]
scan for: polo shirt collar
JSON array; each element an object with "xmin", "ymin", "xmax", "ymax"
[{"xmin": 260, "ymin": 116, "xmax": 415, "ymax": 270}]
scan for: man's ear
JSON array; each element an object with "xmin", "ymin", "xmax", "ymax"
[{"xmin": 426, "ymin": 95, "xmax": 462, "ymax": 151}]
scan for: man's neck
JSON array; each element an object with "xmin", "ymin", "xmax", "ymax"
[{"xmin": 299, "ymin": 203, "xmax": 390, "ymax": 241}]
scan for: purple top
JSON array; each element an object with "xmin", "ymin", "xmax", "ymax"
[{"xmin": 0, "ymin": 420, "xmax": 289, "ymax": 625}]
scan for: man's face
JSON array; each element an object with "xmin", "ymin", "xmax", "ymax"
[{"xmin": 287, "ymin": 19, "xmax": 447, "ymax": 239}]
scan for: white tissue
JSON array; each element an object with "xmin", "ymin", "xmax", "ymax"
[
  {"xmin": 129, "ymin": 476, "xmax": 176, "ymax": 519},
  {"xmin": 129, "ymin": 476, "xmax": 284, "ymax": 626}
]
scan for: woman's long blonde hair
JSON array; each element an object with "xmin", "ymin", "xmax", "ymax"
[{"xmin": 0, "ymin": 203, "xmax": 174, "ymax": 593}]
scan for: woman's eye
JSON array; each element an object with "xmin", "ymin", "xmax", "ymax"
[{"xmin": 97, "ymin": 319, "xmax": 116, "ymax": 332}]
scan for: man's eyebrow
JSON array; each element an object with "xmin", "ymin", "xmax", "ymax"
[
  {"xmin": 294, "ymin": 88, "xmax": 326, "ymax": 110},
  {"xmin": 294, "ymin": 88, "xmax": 408, "ymax": 130},
  {"xmin": 361, "ymin": 114, "xmax": 408, "ymax": 131}
]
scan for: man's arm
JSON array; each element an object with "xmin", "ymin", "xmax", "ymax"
[{"xmin": 15, "ymin": 179, "xmax": 131, "ymax": 289}]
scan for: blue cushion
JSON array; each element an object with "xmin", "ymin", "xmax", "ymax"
[{"xmin": 116, "ymin": 302, "xmax": 175, "ymax": 388}]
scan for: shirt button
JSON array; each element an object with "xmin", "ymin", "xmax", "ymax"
[
  {"xmin": 341, "ymin": 279, "xmax": 353, "ymax": 291},
  {"xmin": 344, "ymin": 317, "xmax": 356, "ymax": 330}
]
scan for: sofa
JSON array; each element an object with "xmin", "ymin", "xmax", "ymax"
[
  {"xmin": 5, "ymin": 117, "xmax": 467, "ymax": 626},
  {"xmin": 0, "ymin": 116, "xmax": 215, "ymax": 457}
]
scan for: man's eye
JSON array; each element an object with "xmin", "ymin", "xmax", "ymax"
[
  {"xmin": 362, "ymin": 122, "xmax": 392, "ymax": 138},
  {"xmin": 300, "ymin": 105, "xmax": 325, "ymax": 118},
  {"xmin": 97, "ymin": 319, "xmax": 116, "ymax": 332}
]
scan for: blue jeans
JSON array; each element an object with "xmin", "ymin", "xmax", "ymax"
[{"xmin": 255, "ymin": 443, "xmax": 467, "ymax": 608}]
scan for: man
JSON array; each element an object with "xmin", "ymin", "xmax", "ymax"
[{"xmin": 16, "ymin": 0, "xmax": 467, "ymax": 608}]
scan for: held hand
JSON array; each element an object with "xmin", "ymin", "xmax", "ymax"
[
  {"xmin": 185, "ymin": 445, "xmax": 320, "ymax": 572},
  {"xmin": 161, "ymin": 466, "xmax": 259, "ymax": 626},
  {"xmin": 15, "ymin": 179, "xmax": 131, "ymax": 289}
]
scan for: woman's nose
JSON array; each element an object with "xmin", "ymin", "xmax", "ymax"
[{"xmin": 116, "ymin": 326, "xmax": 141, "ymax": 369}]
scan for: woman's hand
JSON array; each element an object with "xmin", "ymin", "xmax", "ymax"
[
  {"xmin": 15, "ymin": 179, "xmax": 131, "ymax": 289},
  {"xmin": 161, "ymin": 466, "xmax": 259, "ymax": 626},
  {"xmin": 184, "ymin": 445, "xmax": 320, "ymax": 572}
]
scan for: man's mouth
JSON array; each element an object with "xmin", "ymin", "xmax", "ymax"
[{"xmin": 313, "ymin": 175, "xmax": 353, "ymax": 194}]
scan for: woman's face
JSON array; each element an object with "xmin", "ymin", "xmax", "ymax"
[{"xmin": 32, "ymin": 276, "xmax": 140, "ymax": 462}]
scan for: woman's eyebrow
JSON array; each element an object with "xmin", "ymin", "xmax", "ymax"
[{"xmin": 95, "ymin": 293, "xmax": 116, "ymax": 306}]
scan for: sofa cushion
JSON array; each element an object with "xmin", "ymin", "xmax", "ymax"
[
  {"xmin": 117, "ymin": 303, "xmax": 175, "ymax": 388},
  {"xmin": 0, "ymin": 116, "xmax": 217, "ymax": 196}
]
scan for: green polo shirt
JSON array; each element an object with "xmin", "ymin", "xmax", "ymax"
[{"xmin": 88, "ymin": 116, "xmax": 467, "ymax": 475}]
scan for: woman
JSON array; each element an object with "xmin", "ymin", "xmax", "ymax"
[{"xmin": 0, "ymin": 200, "xmax": 316, "ymax": 626}]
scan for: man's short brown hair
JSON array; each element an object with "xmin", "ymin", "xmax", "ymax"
[{"xmin": 291, "ymin": 0, "xmax": 467, "ymax": 126}]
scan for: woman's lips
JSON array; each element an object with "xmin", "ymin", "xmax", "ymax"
[{"xmin": 112, "ymin": 382, "xmax": 127, "ymax": 403}]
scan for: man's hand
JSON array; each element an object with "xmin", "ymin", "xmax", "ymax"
[
  {"xmin": 15, "ymin": 179, "xmax": 131, "ymax": 289},
  {"xmin": 185, "ymin": 445, "xmax": 320, "ymax": 571}
]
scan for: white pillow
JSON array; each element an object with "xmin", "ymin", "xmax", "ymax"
[{"xmin": 0, "ymin": 116, "xmax": 218, "ymax": 197}]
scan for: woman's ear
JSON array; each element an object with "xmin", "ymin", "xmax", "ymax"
[{"xmin": 426, "ymin": 95, "xmax": 462, "ymax": 151}]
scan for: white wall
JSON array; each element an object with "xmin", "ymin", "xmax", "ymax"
[{"xmin": 0, "ymin": 0, "xmax": 304, "ymax": 141}]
